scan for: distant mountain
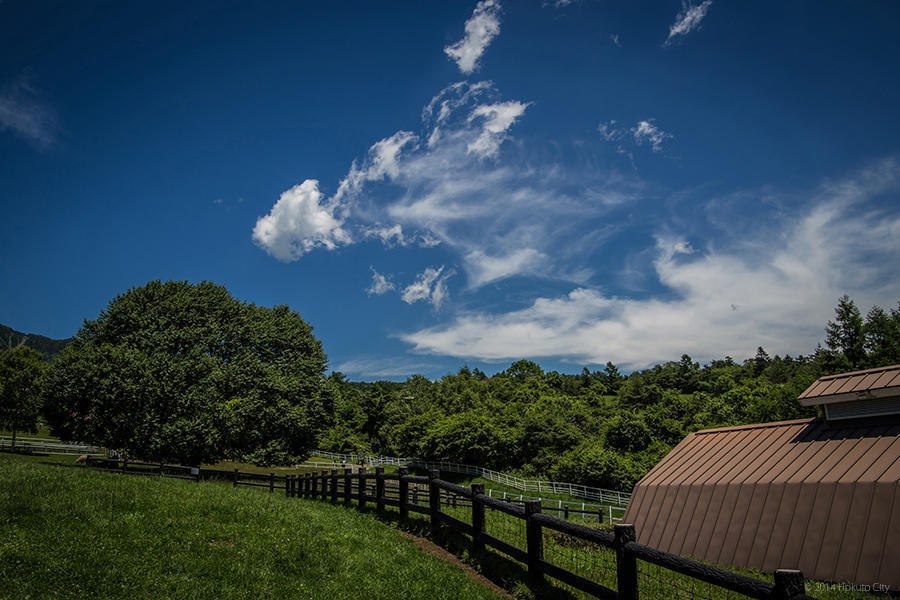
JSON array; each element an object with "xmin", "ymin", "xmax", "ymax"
[{"xmin": 0, "ymin": 323, "xmax": 72, "ymax": 361}]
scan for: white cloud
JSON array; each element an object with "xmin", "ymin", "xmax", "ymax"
[
  {"xmin": 335, "ymin": 356, "xmax": 436, "ymax": 378},
  {"xmin": 610, "ymin": 34, "xmax": 622, "ymax": 47},
  {"xmin": 401, "ymin": 160, "xmax": 900, "ymax": 368},
  {"xmin": 465, "ymin": 248, "xmax": 547, "ymax": 287},
  {"xmin": 401, "ymin": 266, "xmax": 455, "ymax": 310},
  {"xmin": 255, "ymin": 79, "xmax": 638, "ymax": 290},
  {"xmin": 251, "ymin": 179, "xmax": 350, "ymax": 261},
  {"xmin": 335, "ymin": 131, "xmax": 417, "ymax": 202},
  {"xmin": 444, "ymin": 0, "xmax": 502, "ymax": 74},
  {"xmin": 0, "ymin": 73, "xmax": 57, "ymax": 150},
  {"xmin": 364, "ymin": 224, "xmax": 406, "ymax": 246},
  {"xmin": 664, "ymin": 1, "xmax": 713, "ymax": 46},
  {"xmin": 631, "ymin": 120, "xmax": 672, "ymax": 152},
  {"xmin": 366, "ymin": 267, "xmax": 397, "ymax": 296},
  {"xmin": 599, "ymin": 118, "xmax": 672, "ymax": 156},
  {"xmin": 467, "ymin": 101, "xmax": 530, "ymax": 158}
]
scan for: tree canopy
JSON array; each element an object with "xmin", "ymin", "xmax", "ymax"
[
  {"xmin": 0, "ymin": 346, "xmax": 47, "ymax": 446},
  {"xmin": 318, "ymin": 295, "xmax": 900, "ymax": 492},
  {"xmin": 43, "ymin": 280, "xmax": 328, "ymax": 465}
]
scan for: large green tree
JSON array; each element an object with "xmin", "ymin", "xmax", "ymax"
[
  {"xmin": 0, "ymin": 346, "xmax": 47, "ymax": 448},
  {"xmin": 825, "ymin": 295, "xmax": 866, "ymax": 369},
  {"xmin": 44, "ymin": 280, "xmax": 328, "ymax": 465}
]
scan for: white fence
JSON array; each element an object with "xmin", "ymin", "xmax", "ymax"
[
  {"xmin": 311, "ymin": 449, "xmax": 632, "ymax": 507},
  {"xmin": 299, "ymin": 459, "xmax": 626, "ymax": 523},
  {"xmin": 0, "ymin": 435, "xmax": 105, "ymax": 456}
]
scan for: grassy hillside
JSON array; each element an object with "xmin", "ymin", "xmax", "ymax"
[{"xmin": 0, "ymin": 453, "xmax": 503, "ymax": 600}]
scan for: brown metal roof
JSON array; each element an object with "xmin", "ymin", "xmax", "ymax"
[
  {"xmin": 623, "ymin": 417, "xmax": 900, "ymax": 588},
  {"xmin": 798, "ymin": 364, "xmax": 900, "ymax": 406}
]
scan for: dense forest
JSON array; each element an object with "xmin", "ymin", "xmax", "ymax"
[{"xmin": 318, "ymin": 296, "xmax": 900, "ymax": 492}]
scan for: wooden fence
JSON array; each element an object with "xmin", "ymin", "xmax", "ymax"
[
  {"xmin": 84, "ymin": 457, "xmax": 816, "ymax": 600},
  {"xmin": 314, "ymin": 449, "xmax": 632, "ymax": 505}
]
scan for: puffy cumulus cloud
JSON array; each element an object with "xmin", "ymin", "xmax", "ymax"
[
  {"xmin": 664, "ymin": 1, "xmax": 713, "ymax": 46},
  {"xmin": 0, "ymin": 73, "xmax": 57, "ymax": 150},
  {"xmin": 366, "ymin": 267, "xmax": 396, "ymax": 296},
  {"xmin": 401, "ymin": 161, "xmax": 900, "ymax": 368},
  {"xmin": 467, "ymin": 101, "xmax": 530, "ymax": 158},
  {"xmin": 444, "ymin": 0, "xmax": 502, "ymax": 74},
  {"xmin": 401, "ymin": 266, "xmax": 455, "ymax": 310},
  {"xmin": 252, "ymin": 180, "xmax": 350, "ymax": 261}
]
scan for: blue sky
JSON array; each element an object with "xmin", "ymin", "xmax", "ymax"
[{"xmin": 2, "ymin": 1, "xmax": 899, "ymax": 380}]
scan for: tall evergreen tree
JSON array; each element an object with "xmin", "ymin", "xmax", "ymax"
[{"xmin": 825, "ymin": 295, "xmax": 866, "ymax": 368}]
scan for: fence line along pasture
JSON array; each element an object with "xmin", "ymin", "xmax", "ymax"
[
  {"xmin": 300, "ymin": 461, "xmax": 623, "ymax": 523},
  {"xmin": 312, "ymin": 450, "xmax": 632, "ymax": 506},
  {"xmin": 84, "ymin": 457, "xmax": 816, "ymax": 600},
  {"xmin": 0, "ymin": 436, "xmax": 105, "ymax": 456}
]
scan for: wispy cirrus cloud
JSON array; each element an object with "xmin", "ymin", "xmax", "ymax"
[
  {"xmin": 401, "ymin": 158, "xmax": 900, "ymax": 368},
  {"xmin": 444, "ymin": 0, "xmax": 502, "ymax": 74},
  {"xmin": 335, "ymin": 355, "xmax": 438, "ymax": 378},
  {"xmin": 599, "ymin": 118, "xmax": 673, "ymax": 155},
  {"xmin": 254, "ymin": 79, "xmax": 641, "ymax": 296},
  {"xmin": 366, "ymin": 267, "xmax": 396, "ymax": 296},
  {"xmin": 401, "ymin": 266, "xmax": 455, "ymax": 310},
  {"xmin": 664, "ymin": 1, "xmax": 713, "ymax": 46},
  {"xmin": 0, "ymin": 73, "xmax": 58, "ymax": 150}
]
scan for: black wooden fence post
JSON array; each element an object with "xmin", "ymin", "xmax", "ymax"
[
  {"xmin": 304, "ymin": 473, "xmax": 310, "ymax": 498},
  {"xmin": 268, "ymin": 472, "xmax": 274, "ymax": 492},
  {"xmin": 358, "ymin": 467, "xmax": 367, "ymax": 509},
  {"xmin": 122, "ymin": 457, "xmax": 127, "ymax": 475},
  {"xmin": 375, "ymin": 467, "xmax": 385, "ymax": 514},
  {"xmin": 774, "ymin": 570, "xmax": 805, "ymax": 600},
  {"xmin": 343, "ymin": 468, "xmax": 353, "ymax": 505},
  {"xmin": 233, "ymin": 468, "xmax": 238, "ymax": 487},
  {"xmin": 285, "ymin": 474, "xmax": 292, "ymax": 497},
  {"xmin": 615, "ymin": 524, "xmax": 638, "ymax": 600},
  {"xmin": 428, "ymin": 469, "xmax": 441, "ymax": 537},
  {"xmin": 331, "ymin": 469, "xmax": 339, "ymax": 503},
  {"xmin": 525, "ymin": 500, "xmax": 545, "ymax": 584},
  {"xmin": 471, "ymin": 483, "xmax": 485, "ymax": 555},
  {"xmin": 399, "ymin": 466, "xmax": 409, "ymax": 519}
]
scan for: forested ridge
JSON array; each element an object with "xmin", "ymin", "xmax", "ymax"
[
  {"xmin": 318, "ymin": 296, "xmax": 900, "ymax": 491},
  {"xmin": 0, "ymin": 323, "xmax": 71, "ymax": 361}
]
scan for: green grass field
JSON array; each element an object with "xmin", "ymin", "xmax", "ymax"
[{"xmin": 0, "ymin": 453, "xmax": 504, "ymax": 600}]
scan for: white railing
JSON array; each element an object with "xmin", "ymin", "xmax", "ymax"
[
  {"xmin": 298, "ymin": 459, "xmax": 626, "ymax": 523},
  {"xmin": 0, "ymin": 436, "xmax": 105, "ymax": 456},
  {"xmin": 311, "ymin": 449, "xmax": 632, "ymax": 507}
]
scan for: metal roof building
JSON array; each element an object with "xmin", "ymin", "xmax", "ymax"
[{"xmin": 623, "ymin": 364, "xmax": 900, "ymax": 588}]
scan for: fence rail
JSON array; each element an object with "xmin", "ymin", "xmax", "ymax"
[
  {"xmin": 299, "ymin": 461, "xmax": 624, "ymax": 523},
  {"xmin": 312, "ymin": 449, "xmax": 632, "ymax": 506},
  {"xmin": 0, "ymin": 436, "xmax": 105, "ymax": 456},
  {"xmin": 85, "ymin": 457, "xmax": 815, "ymax": 600}
]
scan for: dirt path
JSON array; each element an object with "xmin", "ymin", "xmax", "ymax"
[{"xmin": 400, "ymin": 531, "xmax": 513, "ymax": 599}]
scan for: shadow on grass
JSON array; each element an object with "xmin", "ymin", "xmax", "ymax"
[{"xmin": 368, "ymin": 509, "xmax": 579, "ymax": 600}]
